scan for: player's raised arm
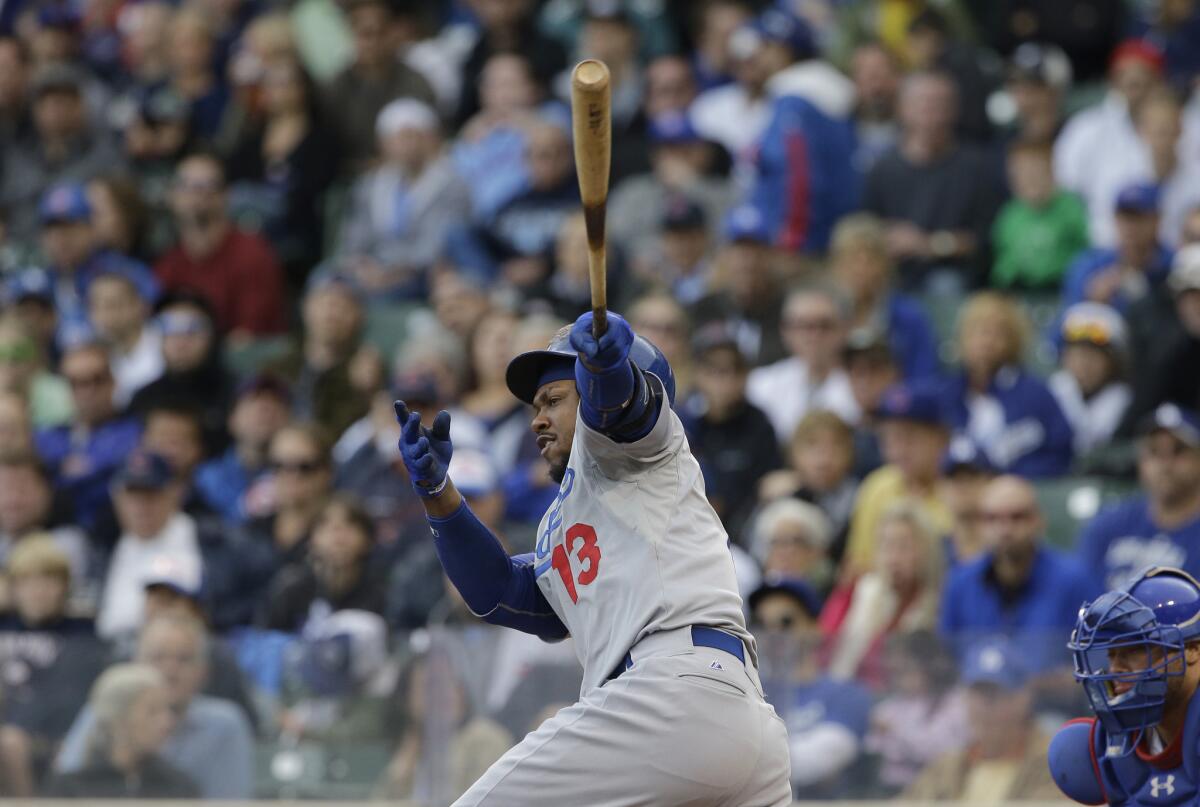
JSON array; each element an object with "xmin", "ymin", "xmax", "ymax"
[{"xmin": 393, "ymin": 401, "xmax": 567, "ymax": 640}]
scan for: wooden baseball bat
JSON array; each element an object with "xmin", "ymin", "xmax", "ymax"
[{"xmin": 571, "ymin": 59, "xmax": 611, "ymax": 339}]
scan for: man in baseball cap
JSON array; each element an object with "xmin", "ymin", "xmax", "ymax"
[{"xmin": 1049, "ymin": 302, "xmax": 1132, "ymax": 455}]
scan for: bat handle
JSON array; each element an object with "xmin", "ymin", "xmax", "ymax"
[{"xmin": 592, "ymin": 307, "xmax": 607, "ymax": 340}]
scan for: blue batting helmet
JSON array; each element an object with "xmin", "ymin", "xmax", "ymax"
[
  {"xmin": 506, "ymin": 325, "xmax": 676, "ymax": 407},
  {"xmin": 1068, "ymin": 566, "xmax": 1200, "ymax": 756}
]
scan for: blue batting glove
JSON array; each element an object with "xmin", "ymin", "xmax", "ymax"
[
  {"xmin": 570, "ymin": 311, "xmax": 634, "ymax": 373},
  {"xmin": 394, "ymin": 401, "xmax": 453, "ymax": 497}
]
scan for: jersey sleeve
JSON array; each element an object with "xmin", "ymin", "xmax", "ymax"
[{"xmin": 575, "ymin": 388, "xmax": 681, "ymax": 477}]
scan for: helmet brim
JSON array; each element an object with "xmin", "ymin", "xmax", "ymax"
[{"xmin": 505, "ymin": 349, "xmax": 575, "ymax": 405}]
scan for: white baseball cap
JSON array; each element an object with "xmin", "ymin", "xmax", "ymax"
[{"xmin": 375, "ymin": 98, "xmax": 439, "ymax": 139}]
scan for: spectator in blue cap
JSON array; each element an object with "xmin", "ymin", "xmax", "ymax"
[
  {"xmin": 1060, "ymin": 180, "xmax": 1173, "ymax": 316},
  {"xmin": 941, "ymin": 292, "xmax": 1074, "ymax": 478},
  {"xmin": 0, "ymin": 64, "xmax": 123, "ymax": 243},
  {"xmin": 843, "ymin": 381, "xmax": 952, "ymax": 574},
  {"xmin": 608, "ymin": 109, "xmax": 731, "ymax": 267},
  {"xmin": 904, "ymin": 635, "xmax": 1060, "ymax": 801},
  {"xmin": 748, "ymin": 574, "xmax": 872, "ymax": 800},
  {"xmin": 939, "ymin": 474, "xmax": 1094, "ymax": 675},
  {"xmin": 35, "ymin": 183, "xmax": 158, "ymax": 340},
  {"xmin": 1078, "ymin": 403, "xmax": 1200, "ymax": 590},
  {"xmin": 642, "ymin": 194, "xmax": 712, "ymax": 305},
  {"xmin": 690, "ymin": 205, "xmax": 787, "ymax": 366},
  {"xmin": 86, "ymin": 266, "xmax": 163, "ymax": 408},
  {"xmin": 937, "ymin": 437, "xmax": 997, "ymax": 566},
  {"xmin": 35, "ymin": 341, "xmax": 141, "ymax": 533},
  {"xmin": 6, "ymin": 268, "xmax": 59, "ymax": 360}
]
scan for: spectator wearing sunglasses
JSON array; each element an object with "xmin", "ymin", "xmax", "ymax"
[
  {"xmin": 1078, "ymin": 403, "xmax": 1200, "ymax": 590},
  {"xmin": 1048, "ymin": 303, "xmax": 1131, "ymax": 456},
  {"xmin": 939, "ymin": 475, "xmax": 1095, "ymax": 674}
]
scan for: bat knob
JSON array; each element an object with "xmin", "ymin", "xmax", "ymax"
[{"xmin": 572, "ymin": 59, "xmax": 610, "ymax": 93}]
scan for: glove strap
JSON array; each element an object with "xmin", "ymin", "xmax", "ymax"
[{"xmin": 414, "ymin": 476, "xmax": 449, "ymax": 499}]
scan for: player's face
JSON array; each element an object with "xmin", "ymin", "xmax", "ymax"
[
  {"xmin": 1106, "ymin": 644, "xmax": 1169, "ymax": 697},
  {"xmin": 531, "ymin": 379, "xmax": 578, "ymax": 484}
]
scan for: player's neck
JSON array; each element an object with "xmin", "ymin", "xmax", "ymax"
[{"xmin": 1157, "ymin": 678, "xmax": 1200, "ymax": 748}]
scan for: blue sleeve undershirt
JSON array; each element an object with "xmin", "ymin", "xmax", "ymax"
[{"xmin": 428, "ymin": 500, "xmax": 568, "ymax": 641}]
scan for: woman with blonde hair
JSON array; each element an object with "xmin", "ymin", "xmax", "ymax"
[
  {"xmin": 942, "ymin": 291, "xmax": 1073, "ymax": 477},
  {"xmin": 44, "ymin": 664, "xmax": 197, "ymax": 797},
  {"xmin": 820, "ymin": 501, "xmax": 944, "ymax": 687}
]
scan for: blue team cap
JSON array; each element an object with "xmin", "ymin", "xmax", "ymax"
[
  {"xmin": 748, "ymin": 574, "xmax": 822, "ymax": 620},
  {"xmin": 961, "ymin": 636, "xmax": 1030, "ymax": 690},
  {"xmin": 144, "ymin": 556, "xmax": 205, "ymax": 602},
  {"xmin": 875, "ymin": 382, "xmax": 947, "ymax": 427},
  {"xmin": 6, "ymin": 267, "xmax": 54, "ymax": 305},
  {"xmin": 1115, "ymin": 182, "xmax": 1160, "ymax": 215},
  {"xmin": 648, "ymin": 111, "xmax": 700, "ymax": 145},
  {"xmin": 724, "ymin": 204, "xmax": 771, "ymax": 245},
  {"xmin": 1137, "ymin": 403, "xmax": 1200, "ymax": 448},
  {"xmin": 39, "ymin": 183, "xmax": 91, "ymax": 225},
  {"xmin": 753, "ymin": 8, "xmax": 815, "ymax": 57},
  {"xmin": 114, "ymin": 450, "xmax": 174, "ymax": 491}
]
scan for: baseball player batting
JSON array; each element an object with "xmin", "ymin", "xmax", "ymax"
[{"xmin": 394, "ymin": 311, "xmax": 792, "ymax": 805}]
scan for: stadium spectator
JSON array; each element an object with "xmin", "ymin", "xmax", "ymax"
[
  {"xmin": 936, "ymin": 440, "xmax": 997, "ymax": 566},
  {"xmin": 747, "ymin": 498, "xmax": 836, "ymax": 597},
  {"xmin": 942, "ymin": 292, "xmax": 1074, "ymax": 477},
  {"xmin": 628, "ymin": 293, "xmax": 693, "ymax": 402},
  {"xmin": 843, "ymin": 383, "xmax": 952, "ymax": 573},
  {"xmin": 829, "ymin": 214, "xmax": 940, "ymax": 381},
  {"xmin": 0, "ymin": 36, "xmax": 29, "ymax": 148},
  {"xmin": 56, "ymin": 613, "xmax": 254, "ymax": 799},
  {"xmin": 643, "ymin": 54, "xmax": 698, "ymax": 120},
  {"xmin": 44, "ymin": 664, "xmax": 198, "ymax": 798},
  {"xmin": 681, "ymin": 324, "xmax": 780, "ymax": 533},
  {"xmin": 454, "ymin": 0, "xmax": 565, "ymax": 128},
  {"xmin": 319, "ymin": 0, "xmax": 436, "ymax": 174},
  {"xmin": 903, "ymin": 637, "xmax": 1060, "ymax": 800},
  {"xmin": 429, "ymin": 268, "xmax": 492, "ymax": 343},
  {"xmin": 1000, "ymin": 43, "xmax": 1071, "ymax": 145},
  {"xmin": 94, "ymin": 450, "xmax": 203, "ymax": 639},
  {"xmin": 36, "ymin": 342, "xmax": 141, "ymax": 532},
  {"xmin": 241, "ymin": 422, "xmax": 334, "ymax": 576},
  {"xmin": 336, "ymin": 99, "xmax": 469, "ymax": 298},
  {"xmin": 140, "ymin": 404, "xmax": 213, "ymax": 517},
  {"xmin": 863, "ymin": 631, "xmax": 969, "ymax": 795},
  {"xmin": 85, "ymin": 176, "xmax": 152, "ymax": 266},
  {"xmin": 0, "ymin": 537, "xmax": 105, "ymax": 797},
  {"xmin": 630, "ymin": 195, "xmax": 713, "ymax": 305},
  {"xmin": 1, "ymin": 65, "xmax": 123, "ymax": 241},
  {"xmin": 1048, "ymin": 303, "xmax": 1132, "ymax": 455},
  {"xmin": 269, "ymin": 271, "xmax": 370, "ymax": 440},
  {"xmin": 849, "ymin": 41, "xmax": 900, "ymax": 171},
  {"xmin": 747, "ymin": 284, "xmax": 858, "ymax": 444},
  {"xmin": 749, "ymin": 576, "xmax": 872, "ymax": 800},
  {"xmin": 608, "ymin": 111, "xmax": 731, "ymax": 270},
  {"xmin": 903, "ymin": 8, "xmax": 997, "ymax": 142},
  {"xmin": 164, "ymin": 8, "xmax": 228, "ymax": 142},
  {"xmin": 376, "ymin": 648, "xmax": 512, "ymax": 803},
  {"xmin": 990, "ymin": 139, "xmax": 1089, "ymax": 290},
  {"xmin": 822, "ymin": 502, "xmax": 944, "ymax": 686},
  {"xmin": 1126, "ymin": 89, "xmax": 1200, "ymax": 248},
  {"xmin": 4, "ymin": 269, "xmax": 59, "ymax": 365},
  {"xmin": 0, "ymin": 314, "xmax": 70, "ymax": 428},
  {"xmin": 458, "ymin": 309, "xmax": 529, "ymax": 477},
  {"xmin": 756, "ymin": 410, "xmax": 858, "ymax": 554},
  {"xmin": 575, "ymin": 8, "xmax": 648, "ymax": 184},
  {"xmin": 1060, "ymin": 181, "xmax": 1173, "ymax": 316},
  {"xmin": 0, "ymin": 391, "xmax": 34, "ymax": 459},
  {"xmin": 35, "ymin": 183, "xmax": 157, "ymax": 335},
  {"xmin": 863, "ymin": 70, "xmax": 1004, "ymax": 292},
  {"xmin": 129, "ymin": 292, "xmax": 235, "ymax": 456},
  {"xmin": 0, "ymin": 453, "xmax": 92, "ymax": 600},
  {"xmin": 1078, "ymin": 403, "xmax": 1200, "ymax": 589},
  {"xmin": 262, "ymin": 494, "xmax": 387, "ymax": 631},
  {"xmin": 842, "ymin": 331, "xmax": 900, "ymax": 478},
  {"xmin": 225, "ymin": 58, "xmax": 336, "ymax": 282},
  {"xmin": 939, "ymin": 475, "xmax": 1094, "ymax": 672},
  {"xmin": 1054, "ymin": 39, "xmax": 1165, "ymax": 246},
  {"xmin": 155, "ymin": 152, "xmax": 287, "ymax": 338},
  {"xmin": 87, "ymin": 269, "xmax": 162, "ymax": 407}
]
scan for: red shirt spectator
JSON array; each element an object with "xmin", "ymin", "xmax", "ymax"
[{"xmin": 155, "ymin": 153, "xmax": 286, "ymax": 337}]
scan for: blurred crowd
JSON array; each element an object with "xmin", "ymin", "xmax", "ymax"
[{"xmin": 1, "ymin": 0, "xmax": 1200, "ymax": 802}]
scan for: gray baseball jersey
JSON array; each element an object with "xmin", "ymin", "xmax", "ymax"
[{"xmin": 531, "ymin": 401, "xmax": 757, "ymax": 692}]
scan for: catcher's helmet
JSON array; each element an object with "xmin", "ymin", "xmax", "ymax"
[
  {"xmin": 1068, "ymin": 566, "xmax": 1200, "ymax": 756},
  {"xmin": 505, "ymin": 327, "xmax": 675, "ymax": 407}
]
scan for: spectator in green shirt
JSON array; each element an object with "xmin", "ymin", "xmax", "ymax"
[{"xmin": 991, "ymin": 139, "xmax": 1090, "ymax": 290}]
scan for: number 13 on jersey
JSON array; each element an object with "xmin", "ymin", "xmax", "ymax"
[{"xmin": 551, "ymin": 522, "xmax": 601, "ymax": 604}]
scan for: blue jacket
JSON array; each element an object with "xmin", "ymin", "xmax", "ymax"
[
  {"xmin": 941, "ymin": 367, "xmax": 1075, "ymax": 478},
  {"xmin": 1077, "ymin": 495, "xmax": 1200, "ymax": 592},
  {"xmin": 51, "ymin": 250, "xmax": 160, "ymax": 343},
  {"xmin": 745, "ymin": 95, "xmax": 861, "ymax": 254},
  {"xmin": 886, "ymin": 294, "xmax": 941, "ymax": 381},
  {"xmin": 939, "ymin": 545, "xmax": 1097, "ymax": 672},
  {"xmin": 195, "ymin": 448, "xmax": 260, "ymax": 525},
  {"xmin": 1060, "ymin": 245, "xmax": 1173, "ymax": 315},
  {"xmin": 35, "ymin": 416, "xmax": 142, "ymax": 530}
]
